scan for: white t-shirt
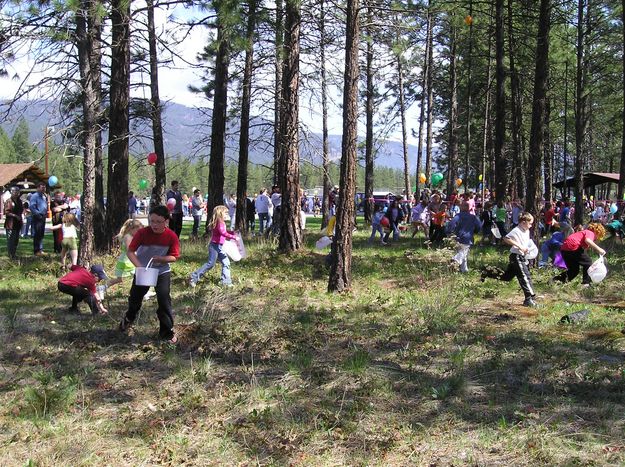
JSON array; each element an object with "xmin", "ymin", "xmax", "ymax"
[
  {"xmin": 505, "ymin": 225, "xmax": 530, "ymax": 255},
  {"xmin": 271, "ymin": 192, "xmax": 282, "ymax": 208},
  {"xmin": 62, "ymin": 224, "xmax": 78, "ymax": 239}
]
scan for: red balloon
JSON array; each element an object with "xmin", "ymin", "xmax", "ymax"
[
  {"xmin": 147, "ymin": 152, "xmax": 157, "ymax": 165},
  {"xmin": 380, "ymin": 216, "xmax": 390, "ymax": 228}
]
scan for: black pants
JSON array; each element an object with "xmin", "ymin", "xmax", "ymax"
[
  {"xmin": 6, "ymin": 228, "xmax": 20, "ymax": 258},
  {"xmin": 192, "ymin": 215, "xmax": 201, "ymax": 237},
  {"xmin": 554, "ymin": 248, "xmax": 593, "ymax": 284},
  {"xmin": 58, "ymin": 282, "xmax": 98, "ymax": 313},
  {"xmin": 52, "ymin": 221, "xmax": 63, "ymax": 253},
  {"xmin": 429, "ymin": 224, "xmax": 445, "ymax": 245},
  {"xmin": 169, "ymin": 213, "xmax": 183, "ymax": 238},
  {"xmin": 124, "ymin": 273, "xmax": 174, "ymax": 339},
  {"xmin": 32, "ymin": 215, "xmax": 45, "ymax": 254},
  {"xmin": 483, "ymin": 253, "xmax": 535, "ymax": 300}
]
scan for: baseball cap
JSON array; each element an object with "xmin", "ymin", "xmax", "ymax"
[{"xmin": 90, "ymin": 264, "xmax": 108, "ymax": 280}]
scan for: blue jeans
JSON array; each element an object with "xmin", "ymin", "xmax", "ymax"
[
  {"xmin": 369, "ymin": 224, "xmax": 384, "ymax": 243},
  {"xmin": 258, "ymin": 212, "xmax": 270, "ymax": 234},
  {"xmin": 32, "ymin": 215, "xmax": 45, "ymax": 253},
  {"xmin": 191, "ymin": 242, "xmax": 231, "ymax": 285}
]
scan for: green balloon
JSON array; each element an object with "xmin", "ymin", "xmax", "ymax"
[
  {"xmin": 431, "ymin": 172, "xmax": 443, "ymax": 186},
  {"xmin": 139, "ymin": 179, "xmax": 148, "ymax": 190}
]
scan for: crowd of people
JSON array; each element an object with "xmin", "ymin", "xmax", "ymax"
[{"xmin": 3, "ymin": 178, "xmax": 624, "ymax": 341}]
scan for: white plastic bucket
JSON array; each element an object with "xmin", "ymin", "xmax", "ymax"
[{"xmin": 135, "ymin": 259, "xmax": 159, "ymax": 286}]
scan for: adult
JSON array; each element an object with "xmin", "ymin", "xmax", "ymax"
[
  {"xmin": 255, "ymin": 188, "xmax": 271, "ymax": 234},
  {"xmin": 30, "ymin": 181, "xmax": 49, "ymax": 256},
  {"xmin": 119, "ymin": 205, "xmax": 180, "ymax": 343},
  {"xmin": 166, "ymin": 180, "xmax": 184, "ymax": 238},
  {"xmin": 128, "ymin": 191, "xmax": 138, "ymax": 219},
  {"xmin": 553, "ymin": 223, "xmax": 606, "ymax": 286},
  {"xmin": 4, "ymin": 186, "xmax": 24, "ymax": 259},
  {"xmin": 270, "ymin": 185, "xmax": 282, "ymax": 233},
  {"xmin": 226, "ymin": 194, "xmax": 236, "ymax": 229},
  {"xmin": 50, "ymin": 191, "xmax": 69, "ymax": 253},
  {"xmin": 191, "ymin": 189, "xmax": 205, "ymax": 238},
  {"xmin": 246, "ymin": 193, "xmax": 256, "ymax": 233}
]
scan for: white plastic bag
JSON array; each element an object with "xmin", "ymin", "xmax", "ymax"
[
  {"xmin": 525, "ymin": 240, "xmax": 538, "ymax": 260},
  {"xmin": 222, "ymin": 239, "xmax": 242, "ymax": 262},
  {"xmin": 588, "ymin": 255, "xmax": 607, "ymax": 283},
  {"xmin": 235, "ymin": 232, "xmax": 247, "ymax": 259},
  {"xmin": 491, "ymin": 224, "xmax": 502, "ymax": 239},
  {"xmin": 315, "ymin": 235, "xmax": 332, "ymax": 249}
]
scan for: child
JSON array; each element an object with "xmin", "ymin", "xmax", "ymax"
[
  {"xmin": 447, "ymin": 201, "xmax": 482, "ymax": 273},
  {"xmin": 553, "ymin": 222, "xmax": 606, "ymax": 287},
  {"xmin": 49, "ymin": 212, "xmax": 80, "ymax": 268},
  {"xmin": 119, "ymin": 205, "xmax": 180, "ymax": 343},
  {"xmin": 108, "ymin": 218, "xmax": 144, "ymax": 287},
  {"xmin": 538, "ymin": 222, "xmax": 573, "ymax": 267},
  {"xmin": 369, "ymin": 204, "xmax": 386, "ymax": 245},
  {"xmin": 480, "ymin": 201, "xmax": 496, "ymax": 245},
  {"xmin": 429, "ymin": 204, "xmax": 447, "ymax": 246},
  {"xmin": 189, "ymin": 205, "xmax": 236, "ymax": 288},
  {"xmin": 383, "ymin": 198, "xmax": 404, "ymax": 243},
  {"xmin": 481, "ymin": 212, "xmax": 538, "ymax": 307},
  {"xmin": 57, "ymin": 264, "xmax": 108, "ymax": 314},
  {"xmin": 410, "ymin": 199, "xmax": 428, "ymax": 238}
]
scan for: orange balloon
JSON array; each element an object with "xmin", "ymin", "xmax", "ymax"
[
  {"xmin": 419, "ymin": 173, "xmax": 426, "ymax": 184},
  {"xmin": 464, "ymin": 15, "xmax": 473, "ymax": 26},
  {"xmin": 456, "ymin": 178, "xmax": 462, "ymax": 187}
]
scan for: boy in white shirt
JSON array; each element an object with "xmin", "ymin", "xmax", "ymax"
[{"xmin": 480, "ymin": 212, "xmax": 538, "ymax": 307}]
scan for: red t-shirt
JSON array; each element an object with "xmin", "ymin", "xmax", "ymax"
[
  {"xmin": 129, "ymin": 226, "xmax": 180, "ymax": 274},
  {"xmin": 561, "ymin": 230, "xmax": 595, "ymax": 252},
  {"xmin": 59, "ymin": 265, "xmax": 97, "ymax": 295},
  {"xmin": 544, "ymin": 208, "xmax": 556, "ymax": 225}
]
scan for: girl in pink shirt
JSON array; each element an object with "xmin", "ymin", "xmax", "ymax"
[{"xmin": 189, "ymin": 205, "xmax": 236, "ymax": 287}]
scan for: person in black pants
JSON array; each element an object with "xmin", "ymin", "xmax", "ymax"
[
  {"xmin": 57, "ymin": 264, "xmax": 108, "ymax": 314},
  {"xmin": 119, "ymin": 205, "xmax": 181, "ymax": 343},
  {"xmin": 166, "ymin": 181, "xmax": 184, "ymax": 238}
]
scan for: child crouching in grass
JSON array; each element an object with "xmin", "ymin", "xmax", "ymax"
[{"xmin": 481, "ymin": 212, "xmax": 538, "ymax": 307}]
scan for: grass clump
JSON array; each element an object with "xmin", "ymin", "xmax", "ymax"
[{"xmin": 20, "ymin": 370, "xmax": 79, "ymax": 419}]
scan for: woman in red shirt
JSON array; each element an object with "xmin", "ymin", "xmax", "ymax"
[{"xmin": 553, "ymin": 223, "xmax": 606, "ymax": 286}]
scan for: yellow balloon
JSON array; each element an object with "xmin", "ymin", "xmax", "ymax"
[
  {"xmin": 456, "ymin": 178, "xmax": 462, "ymax": 187},
  {"xmin": 478, "ymin": 174, "xmax": 483, "ymax": 181},
  {"xmin": 419, "ymin": 173, "xmax": 426, "ymax": 183}
]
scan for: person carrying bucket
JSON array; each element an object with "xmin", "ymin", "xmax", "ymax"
[{"xmin": 118, "ymin": 205, "xmax": 180, "ymax": 344}]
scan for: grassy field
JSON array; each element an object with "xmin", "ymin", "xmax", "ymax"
[{"xmin": 2, "ymin": 218, "xmax": 625, "ymax": 465}]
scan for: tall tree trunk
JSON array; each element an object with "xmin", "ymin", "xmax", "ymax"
[
  {"xmin": 464, "ymin": 1, "xmax": 473, "ymax": 192},
  {"xmin": 507, "ymin": 0, "xmax": 526, "ymax": 200},
  {"xmin": 147, "ymin": 0, "xmax": 166, "ymax": 208},
  {"xmin": 574, "ymin": 0, "xmax": 589, "ymax": 225},
  {"xmin": 76, "ymin": 0, "xmax": 99, "ymax": 265},
  {"xmin": 90, "ymin": 3, "xmax": 106, "ymax": 252},
  {"xmin": 415, "ymin": 12, "xmax": 429, "ymax": 195},
  {"xmin": 320, "ymin": 0, "xmax": 332, "ymax": 228},
  {"xmin": 364, "ymin": 3, "xmax": 375, "ymax": 224},
  {"xmin": 425, "ymin": 13, "xmax": 434, "ymax": 186},
  {"xmin": 526, "ymin": 0, "xmax": 550, "ymax": 227},
  {"xmin": 206, "ymin": 5, "xmax": 230, "ymax": 221},
  {"xmin": 328, "ymin": 0, "xmax": 359, "ymax": 292},
  {"xmin": 620, "ymin": 0, "xmax": 625, "ymax": 203},
  {"xmin": 494, "ymin": 0, "xmax": 507, "ymax": 203},
  {"xmin": 273, "ymin": 0, "xmax": 284, "ymax": 184},
  {"xmin": 236, "ymin": 0, "xmax": 257, "ymax": 234},
  {"xmin": 563, "ymin": 59, "xmax": 570, "ymax": 197},
  {"xmin": 105, "ymin": 0, "xmax": 130, "ymax": 250},
  {"xmin": 481, "ymin": 13, "xmax": 494, "ymax": 203},
  {"xmin": 543, "ymin": 93, "xmax": 553, "ymax": 202},
  {"xmin": 396, "ymin": 55, "xmax": 411, "ymax": 197},
  {"xmin": 446, "ymin": 22, "xmax": 459, "ymax": 196},
  {"xmin": 278, "ymin": 0, "xmax": 302, "ymax": 252}
]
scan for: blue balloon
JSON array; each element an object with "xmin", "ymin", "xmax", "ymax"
[
  {"xmin": 610, "ymin": 204, "xmax": 618, "ymax": 214},
  {"xmin": 48, "ymin": 175, "xmax": 58, "ymax": 187}
]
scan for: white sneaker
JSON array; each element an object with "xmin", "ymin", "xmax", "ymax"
[
  {"xmin": 188, "ymin": 278, "xmax": 197, "ymax": 288},
  {"xmin": 144, "ymin": 290, "xmax": 157, "ymax": 300}
]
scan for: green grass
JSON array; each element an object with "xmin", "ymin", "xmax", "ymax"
[{"xmin": 2, "ymin": 219, "xmax": 625, "ymax": 464}]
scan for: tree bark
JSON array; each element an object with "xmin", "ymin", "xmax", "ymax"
[
  {"xmin": 147, "ymin": 0, "xmax": 166, "ymax": 208},
  {"xmin": 574, "ymin": 0, "xmax": 589, "ymax": 225},
  {"xmin": 320, "ymin": 0, "xmax": 332, "ymax": 228},
  {"xmin": 619, "ymin": 0, "xmax": 625, "ymax": 202},
  {"xmin": 273, "ymin": 0, "xmax": 284, "ymax": 184},
  {"xmin": 364, "ymin": 6, "xmax": 374, "ymax": 224},
  {"xmin": 105, "ymin": 0, "xmax": 130, "ymax": 250},
  {"xmin": 526, "ymin": 0, "xmax": 550, "ymax": 227},
  {"xmin": 494, "ymin": 0, "xmax": 507, "ymax": 203},
  {"xmin": 76, "ymin": 0, "xmax": 99, "ymax": 265},
  {"xmin": 425, "ymin": 13, "xmax": 434, "ymax": 186},
  {"xmin": 235, "ymin": 0, "xmax": 257, "ymax": 234},
  {"xmin": 278, "ymin": 0, "xmax": 302, "ymax": 253},
  {"xmin": 206, "ymin": 4, "xmax": 230, "ymax": 222},
  {"xmin": 328, "ymin": 0, "xmax": 359, "ymax": 292},
  {"xmin": 446, "ymin": 22, "xmax": 458, "ymax": 197},
  {"xmin": 396, "ymin": 55, "xmax": 411, "ymax": 198}
]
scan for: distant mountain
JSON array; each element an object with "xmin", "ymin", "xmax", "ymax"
[{"xmin": 1, "ymin": 100, "xmax": 419, "ymax": 170}]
